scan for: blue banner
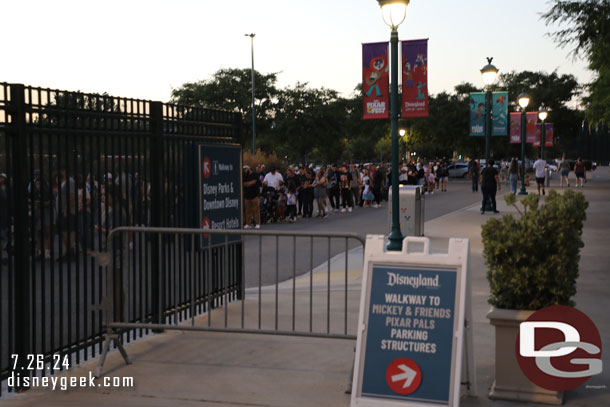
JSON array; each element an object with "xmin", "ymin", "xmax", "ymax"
[
  {"xmin": 469, "ymin": 92, "xmax": 485, "ymax": 136},
  {"xmin": 492, "ymin": 91, "xmax": 508, "ymax": 136}
]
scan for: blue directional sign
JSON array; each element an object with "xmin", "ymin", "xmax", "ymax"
[
  {"xmin": 197, "ymin": 144, "xmax": 242, "ymax": 245},
  {"xmin": 359, "ymin": 264, "xmax": 459, "ymax": 405}
]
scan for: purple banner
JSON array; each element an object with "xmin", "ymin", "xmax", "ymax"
[
  {"xmin": 401, "ymin": 39, "xmax": 429, "ymax": 118},
  {"xmin": 362, "ymin": 42, "xmax": 389, "ymax": 120}
]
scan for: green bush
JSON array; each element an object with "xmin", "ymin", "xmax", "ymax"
[{"xmin": 482, "ymin": 190, "xmax": 588, "ymax": 310}]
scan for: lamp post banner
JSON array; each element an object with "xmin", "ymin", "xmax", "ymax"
[
  {"xmin": 469, "ymin": 92, "xmax": 486, "ymax": 136},
  {"xmin": 534, "ymin": 123, "xmax": 554, "ymax": 147},
  {"xmin": 491, "ymin": 91, "xmax": 508, "ymax": 136},
  {"xmin": 401, "ymin": 39, "xmax": 429, "ymax": 118},
  {"xmin": 526, "ymin": 112, "xmax": 538, "ymax": 143},
  {"xmin": 509, "ymin": 112, "xmax": 521, "ymax": 143},
  {"xmin": 362, "ymin": 42, "xmax": 389, "ymax": 120}
]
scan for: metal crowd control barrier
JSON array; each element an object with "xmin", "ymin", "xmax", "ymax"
[{"xmin": 93, "ymin": 226, "xmax": 366, "ymax": 377}]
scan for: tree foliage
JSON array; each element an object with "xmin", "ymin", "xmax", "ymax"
[
  {"xmin": 499, "ymin": 70, "xmax": 583, "ymax": 156},
  {"xmin": 170, "ymin": 68, "xmax": 280, "ymax": 148},
  {"xmin": 542, "ymin": 0, "xmax": 610, "ymax": 123},
  {"xmin": 170, "ymin": 66, "xmax": 589, "ymax": 163}
]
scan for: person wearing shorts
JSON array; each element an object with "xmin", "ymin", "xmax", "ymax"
[
  {"xmin": 559, "ymin": 156, "xmax": 570, "ymax": 187},
  {"xmin": 532, "ymin": 154, "xmax": 547, "ymax": 196}
]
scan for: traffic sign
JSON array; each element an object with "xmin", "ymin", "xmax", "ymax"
[{"xmin": 386, "ymin": 358, "xmax": 421, "ymax": 395}]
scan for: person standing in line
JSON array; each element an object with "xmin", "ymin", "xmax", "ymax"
[
  {"xmin": 416, "ymin": 163, "xmax": 425, "ymax": 188},
  {"xmin": 313, "ymin": 169, "xmax": 328, "ymax": 218},
  {"xmin": 574, "ymin": 158, "xmax": 586, "ymax": 188},
  {"xmin": 263, "ymin": 166, "xmax": 283, "ymax": 191},
  {"xmin": 326, "ymin": 164, "xmax": 340, "ymax": 212},
  {"xmin": 559, "ymin": 156, "xmax": 570, "ymax": 187},
  {"xmin": 469, "ymin": 159, "xmax": 480, "ymax": 193},
  {"xmin": 532, "ymin": 154, "xmax": 547, "ymax": 195},
  {"xmin": 242, "ymin": 165, "xmax": 261, "ymax": 229},
  {"xmin": 285, "ymin": 181, "xmax": 298, "ymax": 223},
  {"xmin": 508, "ymin": 158, "xmax": 520, "ymax": 195},
  {"xmin": 301, "ymin": 169, "xmax": 315, "ymax": 218},
  {"xmin": 426, "ymin": 163, "xmax": 436, "ymax": 194},
  {"xmin": 481, "ymin": 159, "xmax": 500, "ymax": 214},
  {"xmin": 339, "ymin": 164, "xmax": 353, "ymax": 212},
  {"xmin": 296, "ymin": 166, "xmax": 305, "ymax": 216},
  {"xmin": 372, "ymin": 164, "xmax": 384, "ymax": 208},
  {"xmin": 349, "ymin": 163, "xmax": 360, "ymax": 209}
]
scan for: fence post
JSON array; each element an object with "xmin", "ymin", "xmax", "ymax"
[
  {"xmin": 150, "ymin": 102, "xmax": 164, "ymax": 326},
  {"xmin": 9, "ymin": 83, "xmax": 32, "ymax": 384}
]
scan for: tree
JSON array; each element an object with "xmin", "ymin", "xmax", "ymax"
[
  {"xmin": 271, "ymin": 82, "xmax": 347, "ymax": 163},
  {"xmin": 170, "ymin": 68, "xmax": 280, "ymax": 150},
  {"xmin": 499, "ymin": 70, "xmax": 583, "ymax": 156},
  {"xmin": 542, "ymin": 0, "xmax": 610, "ymax": 123}
]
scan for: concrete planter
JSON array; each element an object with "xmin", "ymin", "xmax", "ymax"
[{"xmin": 487, "ymin": 307, "xmax": 564, "ymax": 405}]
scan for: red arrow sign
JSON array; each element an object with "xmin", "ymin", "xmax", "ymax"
[{"xmin": 385, "ymin": 358, "xmax": 422, "ymax": 395}]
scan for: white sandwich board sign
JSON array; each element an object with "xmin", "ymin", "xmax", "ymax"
[{"xmin": 351, "ymin": 236, "xmax": 473, "ymax": 407}]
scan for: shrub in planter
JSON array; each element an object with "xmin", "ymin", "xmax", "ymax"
[
  {"xmin": 483, "ymin": 190, "xmax": 588, "ymax": 404},
  {"xmin": 482, "ymin": 189, "xmax": 588, "ymax": 310}
]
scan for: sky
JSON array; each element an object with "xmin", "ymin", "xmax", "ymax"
[{"xmin": 1, "ymin": 0, "xmax": 592, "ymax": 104}]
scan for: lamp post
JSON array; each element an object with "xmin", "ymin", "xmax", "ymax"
[
  {"xmin": 245, "ymin": 33, "xmax": 256, "ymax": 153},
  {"xmin": 399, "ymin": 128, "xmax": 406, "ymax": 161},
  {"xmin": 518, "ymin": 92, "xmax": 530, "ymax": 195},
  {"xmin": 480, "ymin": 57, "xmax": 499, "ymax": 165},
  {"xmin": 377, "ymin": 0, "xmax": 409, "ymax": 251},
  {"xmin": 538, "ymin": 106, "xmax": 548, "ymax": 159}
]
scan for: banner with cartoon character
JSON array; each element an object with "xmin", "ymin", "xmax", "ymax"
[
  {"xmin": 509, "ymin": 112, "xmax": 521, "ymax": 143},
  {"xmin": 469, "ymin": 92, "xmax": 486, "ymax": 136},
  {"xmin": 401, "ymin": 39, "xmax": 428, "ymax": 117},
  {"xmin": 533, "ymin": 123, "xmax": 554, "ymax": 147},
  {"xmin": 362, "ymin": 42, "xmax": 389, "ymax": 120},
  {"xmin": 509, "ymin": 112, "xmax": 539, "ymax": 143},
  {"xmin": 526, "ymin": 112, "xmax": 538, "ymax": 143},
  {"xmin": 491, "ymin": 91, "xmax": 508, "ymax": 136}
]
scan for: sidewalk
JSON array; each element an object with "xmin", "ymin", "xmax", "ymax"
[{"xmin": 3, "ymin": 169, "xmax": 609, "ymax": 407}]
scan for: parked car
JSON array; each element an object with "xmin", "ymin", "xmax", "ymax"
[{"xmin": 447, "ymin": 162, "xmax": 469, "ymax": 178}]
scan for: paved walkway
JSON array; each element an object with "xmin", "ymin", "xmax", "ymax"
[{"xmin": 3, "ymin": 168, "xmax": 609, "ymax": 406}]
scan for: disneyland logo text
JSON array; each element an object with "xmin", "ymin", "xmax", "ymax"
[{"xmin": 386, "ymin": 272, "xmax": 439, "ymax": 289}]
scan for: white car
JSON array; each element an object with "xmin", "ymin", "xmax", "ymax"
[{"xmin": 447, "ymin": 163, "xmax": 469, "ymax": 178}]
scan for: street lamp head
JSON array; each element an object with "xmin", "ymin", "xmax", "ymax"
[
  {"xmin": 480, "ymin": 57, "xmax": 498, "ymax": 86},
  {"xmin": 399, "ymin": 129, "xmax": 406, "ymax": 137},
  {"xmin": 244, "ymin": 33, "xmax": 255, "ymax": 38},
  {"xmin": 518, "ymin": 92, "xmax": 530, "ymax": 109},
  {"xmin": 538, "ymin": 105, "xmax": 548, "ymax": 121},
  {"xmin": 377, "ymin": 0, "xmax": 409, "ymax": 29}
]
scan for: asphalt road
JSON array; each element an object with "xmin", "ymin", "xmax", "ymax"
[{"xmin": 242, "ymin": 179, "xmax": 481, "ymax": 287}]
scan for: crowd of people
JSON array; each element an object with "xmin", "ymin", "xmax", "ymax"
[
  {"xmin": 0, "ymin": 167, "xmax": 172, "ymax": 262},
  {"xmin": 241, "ymin": 161, "xmax": 451, "ymax": 228}
]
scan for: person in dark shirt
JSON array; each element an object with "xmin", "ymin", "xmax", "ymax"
[
  {"xmin": 339, "ymin": 164, "xmax": 353, "ymax": 212},
  {"xmin": 372, "ymin": 164, "xmax": 384, "ymax": 208},
  {"xmin": 243, "ymin": 165, "xmax": 261, "ymax": 228},
  {"xmin": 301, "ymin": 169, "xmax": 315, "ymax": 218},
  {"xmin": 327, "ymin": 164, "xmax": 340, "ymax": 211},
  {"xmin": 481, "ymin": 159, "xmax": 500, "ymax": 214}
]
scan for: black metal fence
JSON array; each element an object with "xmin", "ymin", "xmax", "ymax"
[{"xmin": 0, "ymin": 83, "xmax": 243, "ymax": 394}]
